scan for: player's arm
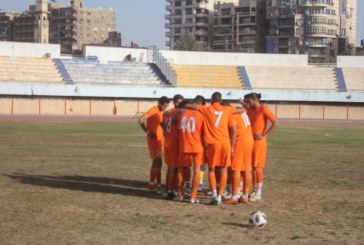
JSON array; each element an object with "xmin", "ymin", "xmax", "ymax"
[
  {"xmin": 263, "ymin": 118, "xmax": 278, "ymax": 138},
  {"xmin": 184, "ymin": 103, "xmax": 199, "ymax": 110},
  {"xmin": 138, "ymin": 113, "xmax": 156, "ymax": 139},
  {"xmin": 229, "ymin": 124, "xmax": 237, "ymax": 157}
]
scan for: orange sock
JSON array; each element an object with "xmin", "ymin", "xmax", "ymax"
[
  {"xmin": 218, "ymin": 168, "xmax": 228, "ymax": 196},
  {"xmin": 243, "ymin": 171, "xmax": 252, "ymax": 195},
  {"xmin": 256, "ymin": 167, "xmax": 264, "ymax": 183},
  {"xmin": 177, "ymin": 167, "xmax": 185, "ymax": 197},
  {"xmin": 208, "ymin": 168, "xmax": 217, "ymax": 192},
  {"xmin": 232, "ymin": 170, "xmax": 241, "ymax": 196},
  {"xmin": 253, "ymin": 168, "xmax": 258, "ymax": 192},
  {"xmin": 191, "ymin": 169, "xmax": 201, "ymax": 199}
]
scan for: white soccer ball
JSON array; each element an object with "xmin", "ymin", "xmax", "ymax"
[{"xmin": 249, "ymin": 211, "xmax": 267, "ymax": 228}]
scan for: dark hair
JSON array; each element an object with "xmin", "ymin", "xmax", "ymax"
[
  {"xmin": 244, "ymin": 93, "xmax": 261, "ymax": 101},
  {"xmin": 211, "ymin": 92, "xmax": 222, "ymax": 103},
  {"xmin": 158, "ymin": 96, "xmax": 170, "ymax": 104},
  {"xmin": 178, "ymin": 99, "xmax": 192, "ymax": 109},
  {"xmin": 193, "ymin": 95, "xmax": 206, "ymax": 105},
  {"xmin": 173, "ymin": 94, "xmax": 184, "ymax": 103},
  {"xmin": 221, "ymin": 101, "xmax": 231, "ymax": 106}
]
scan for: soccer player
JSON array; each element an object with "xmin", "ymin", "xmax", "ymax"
[
  {"xmin": 175, "ymin": 100, "xmax": 205, "ymax": 203},
  {"xmin": 138, "ymin": 96, "xmax": 170, "ymax": 192},
  {"xmin": 224, "ymin": 110, "xmax": 254, "ymax": 204},
  {"xmin": 163, "ymin": 94, "xmax": 184, "ymax": 199},
  {"xmin": 242, "ymin": 93, "xmax": 278, "ymax": 202},
  {"xmin": 193, "ymin": 95, "xmax": 207, "ymax": 191},
  {"xmin": 185, "ymin": 92, "xmax": 244, "ymax": 205}
]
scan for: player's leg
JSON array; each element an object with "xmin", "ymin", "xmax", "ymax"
[
  {"xmin": 207, "ymin": 144, "xmax": 219, "ymax": 204},
  {"xmin": 250, "ymin": 140, "xmax": 267, "ymax": 202},
  {"xmin": 152, "ymin": 158, "xmax": 163, "ymax": 191},
  {"xmin": 216, "ymin": 141, "xmax": 231, "ymax": 205},
  {"xmin": 191, "ymin": 165, "xmax": 201, "ymax": 204},
  {"xmin": 176, "ymin": 166, "xmax": 185, "ymax": 201},
  {"xmin": 217, "ymin": 167, "xmax": 228, "ymax": 204},
  {"xmin": 185, "ymin": 167, "xmax": 192, "ymax": 195}
]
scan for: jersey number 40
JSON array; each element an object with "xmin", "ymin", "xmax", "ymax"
[{"xmin": 180, "ymin": 116, "xmax": 196, "ymax": 133}]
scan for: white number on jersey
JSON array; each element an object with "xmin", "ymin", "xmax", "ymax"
[
  {"xmin": 214, "ymin": 111, "xmax": 223, "ymax": 127},
  {"xmin": 166, "ymin": 117, "xmax": 172, "ymax": 133},
  {"xmin": 180, "ymin": 116, "xmax": 196, "ymax": 133},
  {"xmin": 241, "ymin": 112, "xmax": 251, "ymax": 127}
]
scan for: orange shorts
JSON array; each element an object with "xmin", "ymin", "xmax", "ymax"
[
  {"xmin": 206, "ymin": 142, "xmax": 231, "ymax": 168},
  {"xmin": 147, "ymin": 137, "xmax": 163, "ymax": 160},
  {"xmin": 252, "ymin": 139, "xmax": 267, "ymax": 168},
  {"xmin": 232, "ymin": 140, "xmax": 253, "ymax": 172},
  {"xmin": 164, "ymin": 146, "xmax": 179, "ymax": 168},
  {"xmin": 178, "ymin": 152, "xmax": 204, "ymax": 167}
]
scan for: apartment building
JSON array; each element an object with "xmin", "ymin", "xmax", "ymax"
[
  {"xmin": 266, "ymin": 0, "xmax": 356, "ymax": 63},
  {"xmin": 50, "ymin": 0, "xmax": 116, "ymax": 54},
  {"xmin": 165, "ymin": 0, "xmax": 241, "ymax": 49},
  {"xmin": 213, "ymin": 0, "xmax": 268, "ymax": 52},
  {"xmin": 0, "ymin": 13, "xmax": 19, "ymax": 41},
  {"xmin": 0, "ymin": 0, "xmax": 117, "ymax": 54}
]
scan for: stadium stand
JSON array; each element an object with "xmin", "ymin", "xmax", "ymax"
[
  {"xmin": 243, "ymin": 66, "xmax": 339, "ymax": 91},
  {"xmin": 341, "ymin": 68, "xmax": 364, "ymax": 91},
  {"xmin": 172, "ymin": 65, "xmax": 243, "ymax": 89},
  {"xmin": 0, "ymin": 56, "xmax": 64, "ymax": 84},
  {"xmin": 55, "ymin": 59, "xmax": 167, "ymax": 86}
]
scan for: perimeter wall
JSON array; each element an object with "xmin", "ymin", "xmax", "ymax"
[{"xmin": 1, "ymin": 97, "xmax": 363, "ymax": 120}]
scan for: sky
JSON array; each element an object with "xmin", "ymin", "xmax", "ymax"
[{"xmin": 1, "ymin": 0, "xmax": 363, "ymax": 48}]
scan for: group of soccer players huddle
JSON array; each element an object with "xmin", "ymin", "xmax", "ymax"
[{"xmin": 138, "ymin": 92, "xmax": 278, "ymax": 205}]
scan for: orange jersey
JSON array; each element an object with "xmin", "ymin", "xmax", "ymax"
[
  {"xmin": 198, "ymin": 103, "xmax": 235, "ymax": 144},
  {"xmin": 247, "ymin": 105, "xmax": 276, "ymax": 135},
  {"xmin": 163, "ymin": 108, "xmax": 179, "ymax": 149},
  {"xmin": 229, "ymin": 113, "xmax": 254, "ymax": 144},
  {"xmin": 145, "ymin": 106, "xmax": 164, "ymax": 141},
  {"xmin": 177, "ymin": 110, "xmax": 205, "ymax": 153}
]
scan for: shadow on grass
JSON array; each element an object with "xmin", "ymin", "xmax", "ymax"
[
  {"xmin": 222, "ymin": 222, "xmax": 252, "ymax": 228},
  {"xmin": 4, "ymin": 173, "xmax": 162, "ymax": 200}
]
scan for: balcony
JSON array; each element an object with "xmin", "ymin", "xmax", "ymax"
[
  {"xmin": 195, "ymin": 29, "xmax": 208, "ymax": 36},
  {"xmin": 194, "ymin": 2, "xmax": 207, "ymax": 9},
  {"xmin": 165, "ymin": 14, "xmax": 181, "ymax": 19},
  {"xmin": 166, "ymin": 5, "xmax": 171, "ymax": 11},
  {"xmin": 195, "ymin": 12, "xmax": 209, "ymax": 18},
  {"xmin": 195, "ymin": 21, "xmax": 209, "ymax": 27},
  {"xmin": 298, "ymin": 0, "xmax": 333, "ymax": 8}
]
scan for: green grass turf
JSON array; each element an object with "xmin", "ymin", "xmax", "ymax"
[{"xmin": 0, "ymin": 121, "xmax": 363, "ymax": 244}]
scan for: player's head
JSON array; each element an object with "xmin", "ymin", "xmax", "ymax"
[
  {"xmin": 178, "ymin": 99, "xmax": 192, "ymax": 109},
  {"xmin": 244, "ymin": 92, "xmax": 261, "ymax": 109},
  {"xmin": 193, "ymin": 95, "xmax": 206, "ymax": 105},
  {"xmin": 211, "ymin": 92, "xmax": 222, "ymax": 103},
  {"xmin": 158, "ymin": 96, "xmax": 170, "ymax": 112},
  {"xmin": 173, "ymin": 94, "xmax": 184, "ymax": 108}
]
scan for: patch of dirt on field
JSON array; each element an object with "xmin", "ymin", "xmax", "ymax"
[{"xmin": 0, "ymin": 121, "xmax": 363, "ymax": 244}]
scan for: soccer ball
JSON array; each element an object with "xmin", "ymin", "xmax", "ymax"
[{"xmin": 249, "ymin": 211, "xmax": 267, "ymax": 228}]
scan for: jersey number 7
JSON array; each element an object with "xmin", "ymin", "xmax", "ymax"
[{"xmin": 214, "ymin": 111, "xmax": 223, "ymax": 127}]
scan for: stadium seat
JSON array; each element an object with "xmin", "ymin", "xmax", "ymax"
[
  {"xmin": 56, "ymin": 59, "xmax": 167, "ymax": 86},
  {"xmin": 172, "ymin": 65, "xmax": 243, "ymax": 89},
  {"xmin": 341, "ymin": 68, "xmax": 364, "ymax": 91},
  {"xmin": 0, "ymin": 56, "xmax": 64, "ymax": 84},
  {"xmin": 244, "ymin": 66, "xmax": 339, "ymax": 91}
]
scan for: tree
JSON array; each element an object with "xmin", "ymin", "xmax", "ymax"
[{"xmin": 173, "ymin": 31, "xmax": 210, "ymax": 51}]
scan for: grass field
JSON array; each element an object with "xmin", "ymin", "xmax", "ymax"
[{"xmin": 0, "ymin": 120, "xmax": 363, "ymax": 244}]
